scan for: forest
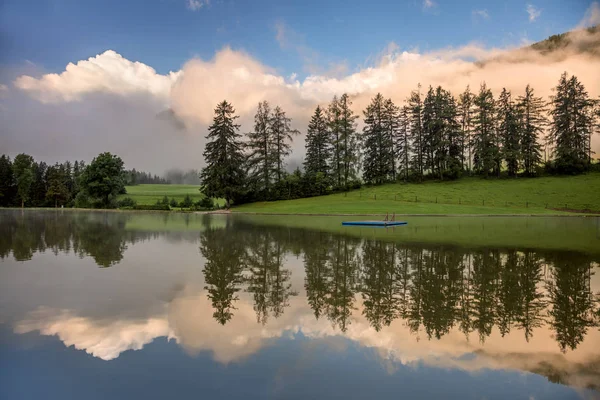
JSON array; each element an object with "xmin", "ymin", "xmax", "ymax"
[{"xmin": 201, "ymin": 72, "xmax": 600, "ymax": 207}]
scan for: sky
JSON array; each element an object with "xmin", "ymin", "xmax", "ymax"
[{"xmin": 1, "ymin": 0, "xmax": 599, "ymax": 173}]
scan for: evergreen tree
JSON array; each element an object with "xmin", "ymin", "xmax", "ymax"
[
  {"xmin": 304, "ymin": 105, "xmax": 331, "ymax": 179},
  {"xmin": 0, "ymin": 155, "xmax": 16, "ymax": 206},
  {"xmin": 327, "ymin": 96, "xmax": 342, "ymax": 187},
  {"xmin": 395, "ymin": 106, "xmax": 410, "ymax": 181},
  {"xmin": 200, "ymin": 101, "xmax": 246, "ymax": 208},
  {"xmin": 382, "ymin": 98, "xmax": 400, "ymax": 181},
  {"xmin": 498, "ymin": 88, "xmax": 521, "ymax": 177},
  {"xmin": 407, "ymin": 85, "xmax": 424, "ymax": 180},
  {"xmin": 12, "ymin": 153, "xmax": 35, "ymax": 208},
  {"xmin": 458, "ymin": 86, "xmax": 475, "ymax": 173},
  {"xmin": 442, "ymin": 90, "xmax": 463, "ymax": 179},
  {"xmin": 422, "ymin": 86, "xmax": 439, "ymax": 176},
  {"xmin": 270, "ymin": 106, "xmax": 299, "ymax": 184},
  {"xmin": 472, "ymin": 83, "xmax": 498, "ymax": 177},
  {"xmin": 337, "ymin": 94, "xmax": 360, "ymax": 188},
  {"xmin": 246, "ymin": 101, "xmax": 275, "ymax": 197},
  {"xmin": 549, "ymin": 72, "xmax": 594, "ymax": 173},
  {"xmin": 517, "ymin": 85, "xmax": 545, "ymax": 176},
  {"xmin": 362, "ymin": 93, "xmax": 391, "ymax": 184}
]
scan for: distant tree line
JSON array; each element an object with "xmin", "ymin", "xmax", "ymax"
[
  {"xmin": 124, "ymin": 169, "xmax": 168, "ymax": 185},
  {"xmin": 200, "ymin": 72, "xmax": 600, "ymax": 207},
  {"xmin": 0, "ymin": 152, "xmax": 127, "ymax": 208}
]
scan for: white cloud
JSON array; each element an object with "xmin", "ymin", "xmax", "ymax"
[
  {"xmin": 186, "ymin": 0, "xmax": 209, "ymax": 11},
  {"xmin": 423, "ymin": 0, "xmax": 436, "ymax": 10},
  {"xmin": 13, "ymin": 50, "xmax": 181, "ymax": 104},
  {"xmin": 526, "ymin": 4, "xmax": 541, "ymax": 22},
  {"xmin": 472, "ymin": 9, "xmax": 490, "ymax": 20}
]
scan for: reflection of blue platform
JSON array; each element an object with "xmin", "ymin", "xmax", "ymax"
[{"xmin": 342, "ymin": 221, "xmax": 407, "ymax": 227}]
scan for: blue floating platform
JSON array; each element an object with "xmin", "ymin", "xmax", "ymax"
[{"xmin": 342, "ymin": 221, "xmax": 407, "ymax": 227}]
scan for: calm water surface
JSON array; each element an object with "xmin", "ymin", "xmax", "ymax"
[{"xmin": 1, "ymin": 210, "xmax": 599, "ymax": 399}]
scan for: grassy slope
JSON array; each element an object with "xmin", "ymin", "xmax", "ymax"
[
  {"xmin": 122, "ymin": 184, "xmax": 204, "ymax": 205},
  {"xmin": 234, "ymin": 173, "xmax": 600, "ymax": 215}
]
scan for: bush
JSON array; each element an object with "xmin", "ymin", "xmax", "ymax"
[
  {"xmin": 133, "ymin": 204, "xmax": 170, "ymax": 211},
  {"xmin": 117, "ymin": 197, "xmax": 137, "ymax": 208},
  {"xmin": 197, "ymin": 196, "xmax": 214, "ymax": 210},
  {"xmin": 180, "ymin": 194, "xmax": 194, "ymax": 208},
  {"xmin": 169, "ymin": 198, "xmax": 179, "ymax": 208},
  {"xmin": 157, "ymin": 195, "xmax": 169, "ymax": 205}
]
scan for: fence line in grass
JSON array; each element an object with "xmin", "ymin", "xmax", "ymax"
[{"xmin": 335, "ymin": 190, "xmax": 598, "ymax": 212}]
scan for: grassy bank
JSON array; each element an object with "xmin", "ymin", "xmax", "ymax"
[
  {"xmin": 234, "ymin": 173, "xmax": 600, "ymax": 215},
  {"xmin": 122, "ymin": 184, "xmax": 204, "ymax": 205}
]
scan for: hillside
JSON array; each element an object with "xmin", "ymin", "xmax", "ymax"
[{"xmin": 233, "ymin": 173, "xmax": 600, "ymax": 215}]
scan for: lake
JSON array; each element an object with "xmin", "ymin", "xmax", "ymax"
[{"xmin": 1, "ymin": 210, "xmax": 599, "ymax": 399}]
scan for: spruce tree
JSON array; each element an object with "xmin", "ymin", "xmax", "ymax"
[
  {"xmin": 407, "ymin": 85, "xmax": 424, "ymax": 180},
  {"xmin": 362, "ymin": 93, "xmax": 391, "ymax": 184},
  {"xmin": 422, "ymin": 86, "xmax": 438, "ymax": 176},
  {"xmin": 549, "ymin": 73, "xmax": 594, "ymax": 173},
  {"xmin": 472, "ymin": 83, "xmax": 498, "ymax": 177},
  {"xmin": 441, "ymin": 89, "xmax": 463, "ymax": 179},
  {"xmin": 304, "ymin": 105, "xmax": 331, "ymax": 178},
  {"xmin": 382, "ymin": 98, "xmax": 400, "ymax": 181},
  {"xmin": 246, "ymin": 101, "xmax": 274, "ymax": 197},
  {"xmin": 200, "ymin": 101, "xmax": 246, "ymax": 208},
  {"xmin": 458, "ymin": 86, "xmax": 475, "ymax": 173},
  {"xmin": 327, "ymin": 96, "xmax": 342, "ymax": 188},
  {"xmin": 395, "ymin": 106, "xmax": 410, "ymax": 181},
  {"xmin": 498, "ymin": 88, "xmax": 521, "ymax": 177},
  {"xmin": 338, "ymin": 94, "xmax": 360, "ymax": 188},
  {"xmin": 517, "ymin": 85, "xmax": 545, "ymax": 176},
  {"xmin": 270, "ymin": 106, "xmax": 299, "ymax": 184}
]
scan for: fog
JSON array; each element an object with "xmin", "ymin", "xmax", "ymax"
[{"xmin": 1, "ymin": 3, "xmax": 599, "ymax": 174}]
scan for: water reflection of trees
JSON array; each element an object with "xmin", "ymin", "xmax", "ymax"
[
  {"xmin": 0, "ymin": 211, "xmax": 158, "ymax": 267},
  {"xmin": 198, "ymin": 220, "xmax": 600, "ymax": 353}
]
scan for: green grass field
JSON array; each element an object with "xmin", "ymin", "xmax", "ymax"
[
  {"xmin": 234, "ymin": 173, "xmax": 600, "ymax": 215},
  {"xmin": 122, "ymin": 184, "xmax": 205, "ymax": 205}
]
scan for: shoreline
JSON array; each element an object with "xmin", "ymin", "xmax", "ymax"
[{"xmin": 2, "ymin": 207, "xmax": 599, "ymax": 217}]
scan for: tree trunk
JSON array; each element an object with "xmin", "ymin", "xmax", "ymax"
[{"xmin": 21, "ymin": 199, "xmax": 24, "ymax": 208}]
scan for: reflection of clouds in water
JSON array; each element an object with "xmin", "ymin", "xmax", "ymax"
[
  {"xmin": 14, "ymin": 288, "xmax": 600, "ymax": 389},
  {"xmin": 14, "ymin": 306, "xmax": 174, "ymax": 360}
]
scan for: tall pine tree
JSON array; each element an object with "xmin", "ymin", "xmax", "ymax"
[
  {"xmin": 458, "ymin": 86, "xmax": 475, "ymax": 173},
  {"xmin": 246, "ymin": 101, "xmax": 275, "ymax": 197},
  {"xmin": 395, "ymin": 106, "xmax": 411, "ymax": 181},
  {"xmin": 498, "ymin": 88, "xmax": 521, "ymax": 177},
  {"xmin": 549, "ymin": 72, "xmax": 594, "ymax": 173},
  {"xmin": 362, "ymin": 93, "xmax": 392, "ymax": 184},
  {"xmin": 304, "ymin": 105, "xmax": 331, "ymax": 178},
  {"xmin": 200, "ymin": 101, "xmax": 246, "ymax": 208},
  {"xmin": 407, "ymin": 85, "xmax": 424, "ymax": 180},
  {"xmin": 338, "ymin": 93, "xmax": 360, "ymax": 189},
  {"xmin": 472, "ymin": 83, "xmax": 498, "ymax": 177},
  {"xmin": 270, "ymin": 106, "xmax": 299, "ymax": 184},
  {"xmin": 517, "ymin": 85, "xmax": 545, "ymax": 176}
]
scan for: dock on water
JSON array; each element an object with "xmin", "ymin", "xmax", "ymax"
[{"xmin": 342, "ymin": 221, "xmax": 407, "ymax": 227}]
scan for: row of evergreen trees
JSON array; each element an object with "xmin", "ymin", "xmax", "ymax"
[
  {"xmin": 125, "ymin": 169, "xmax": 169, "ymax": 185},
  {"xmin": 200, "ymin": 72, "xmax": 599, "ymax": 206}
]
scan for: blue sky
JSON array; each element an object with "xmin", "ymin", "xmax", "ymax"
[{"xmin": 0, "ymin": 0, "xmax": 594, "ymax": 77}]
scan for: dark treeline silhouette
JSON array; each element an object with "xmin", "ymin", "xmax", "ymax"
[
  {"xmin": 200, "ymin": 72, "xmax": 600, "ymax": 206},
  {"xmin": 196, "ymin": 218, "xmax": 600, "ymax": 356},
  {"xmin": 125, "ymin": 169, "xmax": 168, "ymax": 185}
]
